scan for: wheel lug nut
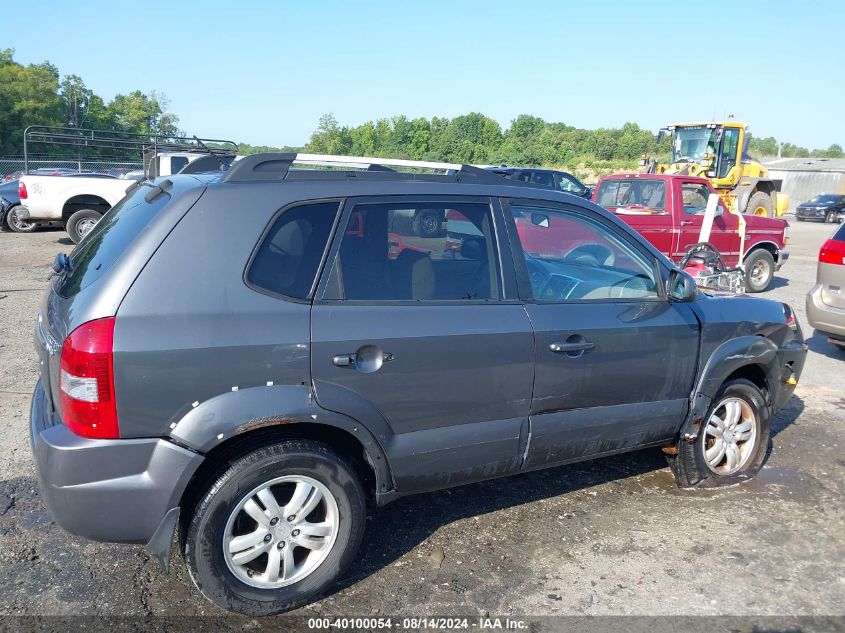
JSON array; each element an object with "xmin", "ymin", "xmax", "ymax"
[
  {"xmin": 270, "ymin": 517, "xmax": 279, "ymax": 526},
  {"xmin": 292, "ymin": 529, "xmax": 300, "ymax": 537},
  {"xmin": 287, "ymin": 515, "xmax": 296, "ymax": 522},
  {"xmin": 277, "ymin": 541, "xmax": 285, "ymax": 549},
  {"xmin": 263, "ymin": 534, "xmax": 272, "ymax": 542}
]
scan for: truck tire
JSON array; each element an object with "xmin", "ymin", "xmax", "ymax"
[
  {"xmin": 66, "ymin": 209, "xmax": 102, "ymax": 244},
  {"xmin": 184, "ymin": 439, "xmax": 366, "ymax": 616},
  {"xmin": 668, "ymin": 378, "xmax": 771, "ymax": 488},
  {"xmin": 4, "ymin": 206, "xmax": 37, "ymax": 233},
  {"xmin": 746, "ymin": 191, "xmax": 773, "ymax": 217},
  {"xmin": 743, "ymin": 249, "xmax": 775, "ymax": 292},
  {"xmin": 412, "ymin": 209, "xmax": 442, "ymax": 237}
]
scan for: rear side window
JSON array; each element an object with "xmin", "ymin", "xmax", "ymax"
[
  {"xmin": 57, "ymin": 183, "xmax": 175, "ymax": 298},
  {"xmin": 246, "ymin": 201, "xmax": 340, "ymax": 299},
  {"xmin": 834, "ymin": 223, "xmax": 845, "ymax": 242}
]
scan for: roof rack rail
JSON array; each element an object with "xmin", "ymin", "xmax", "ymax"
[{"xmin": 223, "ymin": 153, "xmax": 509, "ymax": 185}]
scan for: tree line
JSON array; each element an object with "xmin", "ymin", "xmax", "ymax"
[{"xmin": 1, "ymin": 48, "xmax": 841, "ymax": 165}]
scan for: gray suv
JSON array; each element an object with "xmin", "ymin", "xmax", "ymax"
[{"xmin": 30, "ymin": 154, "xmax": 807, "ymax": 615}]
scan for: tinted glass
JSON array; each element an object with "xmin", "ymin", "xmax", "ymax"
[
  {"xmin": 333, "ymin": 201, "xmax": 500, "ymax": 301},
  {"xmin": 247, "ymin": 201, "xmax": 340, "ymax": 299},
  {"xmin": 508, "ymin": 205, "xmax": 659, "ymax": 301},
  {"xmin": 834, "ymin": 223, "xmax": 845, "ymax": 243},
  {"xmin": 558, "ymin": 174, "xmax": 584, "ymax": 194},
  {"xmin": 170, "ymin": 156, "xmax": 189, "ymax": 174},
  {"xmin": 717, "ymin": 128, "xmax": 739, "ymax": 178},
  {"xmin": 56, "ymin": 183, "xmax": 174, "ymax": 298},
  {"xmin": 596, "ymin": 179, "xmax": 666, "ymax": 211}
]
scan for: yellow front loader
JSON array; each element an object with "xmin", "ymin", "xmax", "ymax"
[{"xmin": 646, "ymin": 121, "xmax": 788, "ymax": 217}]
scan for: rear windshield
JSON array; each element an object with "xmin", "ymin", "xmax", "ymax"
[
  {"xmin": 56, "ymin": 182, "xmax": 175, "ymax": 298},
  {"xmin": 595, "ymin": 179, "xmax": 666, "ymax": 211},
  {"xmin": 834, "ymin": 223, "xmax": 845, "ymax": 242}
]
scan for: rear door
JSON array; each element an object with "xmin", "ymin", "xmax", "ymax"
[
  {"xmin": 310, "ymin": 196, "xmax": 535, "ymax": 493},
  {"xmin": 503, "ymin": 198, "xmax": 700, "ymax": 469}
]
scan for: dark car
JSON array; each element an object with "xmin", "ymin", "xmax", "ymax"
[
  {"xmin": 487, "ymin": 166, "xmax": 593, "ymax": 199},
  {"xmin": 30, "ymin": 153, "xmax": 806, "ymax": 616},
  {"xmin": 795, "ymin": 194, "xmax": 845, "ymax": 223},
  {"xmin": 0, "ymin": 179, "xmax": 37, "ymax": 233}
]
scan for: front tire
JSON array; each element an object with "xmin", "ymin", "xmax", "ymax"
[
  {"xmin": 668, "ymin": 378, "xmax": 771, "ymax": 487},
  {"xmin": 827, "ymin": 210, "xmax": 838, "ymax": 224},
  {"xmin": 184, "ymin": 440, "xmax": 366, "ymax": 616},
  {"xmin": 744, "ymin": 248, "xmax": 775, "ymax": 292},
  {"xmin": 66, "ymin": 209, "xmax": 102, "ymax": 244},
  {"xmin": 746, "ymin": 191, "xmax": 773, "ymax": 217}
]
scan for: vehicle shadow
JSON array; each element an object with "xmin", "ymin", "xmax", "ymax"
[
  {"xmin": 770, "ymin": 393, "xmax": 805, "ymax": 437},
  {"xmin": 332, "ymin": 448, "xmax": 667, "ymax": 593},
  {"xmin": 765, "ymin": 276, "xmax": 789, "ymax": 291},
  {"xmin": 806, "ymin": 330, "xmax": 845, "ymax": 360}
]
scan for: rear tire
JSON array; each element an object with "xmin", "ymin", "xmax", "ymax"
[
  {"xmin": 668, "ymin": 378, "xmax": 771, "ymax": 488},
  {"xmin": 5, "ymin": 206, "xmax": 37, "ymax": 233},
  {"xmin": 66, "ymin": 209, "xmax": 102, "ymax": 244},
  {"xmin": 744, "ymin": 249, "xmax": 775, "ymax": 293},
  {"xmin": 746, "ymin": 191, "xmax": 773, "ymax": 217},
  {"xmin": 184, "ymin": 440, "xmax": 366, "ymax": 616}
]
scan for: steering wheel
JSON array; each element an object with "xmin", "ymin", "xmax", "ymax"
[
  {"xmin": 679, "ymin": 242, "xmax": 727, "ymax": 271},
  {"xmin": 564, "ymin": 243, "xmax": 615, "ymax": 267}
]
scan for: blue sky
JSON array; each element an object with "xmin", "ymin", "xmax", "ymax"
[{"xmin": 4, "ymin": 0, "xmax": 843, "ymax": 149}]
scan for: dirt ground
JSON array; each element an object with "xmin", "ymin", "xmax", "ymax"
[{"xmin": 0, "ymin": 219, "xmax": 843, "ymax": 624}]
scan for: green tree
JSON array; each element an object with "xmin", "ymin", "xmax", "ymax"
[
  {"xmin": 0, "ymin": 49, "xmax": 63, "ymax": 153},
  {"xmin": 107, "ymin": 90, "xmax": 180, "ymax": 136}
]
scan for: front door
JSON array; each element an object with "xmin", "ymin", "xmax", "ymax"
[
  {"xmin": 676, "ymin": 180, "xmax": 742, "ymax": 266},
  {"xmin": 503, "ymin": 199, "xmax": 700, "ymax": 469},
  {"xmin": 311, "ymin": 196, "xmax": 535, "ymax": 493}
]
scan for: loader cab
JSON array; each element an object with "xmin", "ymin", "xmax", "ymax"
[{"xmin": 667, "ymin": 123, "xmax": 744, "ymax": 185}]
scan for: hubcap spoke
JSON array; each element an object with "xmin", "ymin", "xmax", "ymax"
[
  {"xmin": 299, "ymin": 521, "xmax": 332, "ymax": 538},
  {"xmin": 243, "ymin": 498, "xmax": 271, "ymax": 527},
  {"xmin": 284, "ymin": 481, "xmax": 314, "ymax": 519},
  {"xmin": 264, "ymin": 544, "xmax": 282, "ymax": 583},
  {"xmin": 293, "ymin": 533, "xmax": 328, "ymax": 551},
  {"xmin": 228, "ymin": 528, "xmax": 270, "ymax": 554},
  {"xmin": 723, "ymin": 401, "xmax": 741, "ymax": 428},
  {"xmin": 231, "ymin": 541, "xmax": 270, "ymax": 566},
  {"xmin": 281, "ymin": 545, "xmax": 296, "ymax": 581},
  {"xmin": 706, "ymin": 439, "xmax": 726, "ymax": 466},
  {"xmin": 257, "ymin": 487, "xmax": 281, "ymax": 518},
  {"xmin": 725, "ymin": 443, "xmax": 741, "ymax": 471}
]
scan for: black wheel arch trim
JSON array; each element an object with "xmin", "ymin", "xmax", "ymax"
[
  {"xmin": 680, "ymin": 335, "xmax": 780, "ymax": 442},
  {"xmin": 168, "ymin": 383, "xmax": 395, "ymax": 501}
]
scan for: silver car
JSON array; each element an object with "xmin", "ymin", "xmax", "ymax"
[{"xmin": 807, "ymin": 222, "xmax": 845, "ymax": 350}]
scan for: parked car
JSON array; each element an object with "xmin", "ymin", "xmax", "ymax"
[
  {"xmin": 593, "ymin": 173, "xmax": 790, "ymax": 292},
  {"xmin": 0, "ymin": 179, "xmax": 37, "ymax": 233},
  {"xmin": 806, "ymin": 221, "xmax": 845, "ymax": 350},
  {"xmin": 487, "ymin": 166, "xmax": 593, "ymax": 199},
  {"xmin": 31, "ymin": 154, "xmax": 807, "ymax": 616},
  {"xmin": 795, "ymin": 194, "xmax": 845, "ymax": 223},
  {"xmin": 16, "ymin": 153, "xmax": 213, "ymax": 243}
]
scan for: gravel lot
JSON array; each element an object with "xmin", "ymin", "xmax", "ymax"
[{"xmin": 0, "ymin": 220, "xmax": 843, "ymax": 622}]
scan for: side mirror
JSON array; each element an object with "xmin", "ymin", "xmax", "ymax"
[
  {"xmin": 668, "ymin": 269, "xmax": 698, "ymax": 302},
  {"xmin": 531, "ymin": 212, "xmax": 550, "ymax": 228}
]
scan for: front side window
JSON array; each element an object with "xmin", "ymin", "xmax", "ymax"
[
  {"xmin": 507, "ymin": 204, "xmax": 659, "ymax": 301},
  {"xmin": 558, "ymin": 174, "xmax": 585, "ymax": 194},
  {"xmin": 682, "ymin": 183, "xmax": 712, "ymax": 215},
  {"xmin": 595, "ymin": 179, "xmax": 666, "ymax": 212},
  {"xmin": 331, "ymin": 201, "xmax": 500, "ymax": 301},
  {"xmin": 247, "ymin": 201, "xmax": 340, "ymax": 299}
]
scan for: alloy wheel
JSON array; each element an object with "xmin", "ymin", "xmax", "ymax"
[
  {"xmin": 702, "ymin": 397, "xmax": 758, "ymax": 475},
  {"xmin": 223, "ymin": 475, "xmax": 339, "ymax": 589}
]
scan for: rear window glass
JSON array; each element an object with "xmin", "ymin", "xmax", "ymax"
[
  {"xmin": 246, "ymin": 201, "xmax": 340, "ymax": 299},
  {"xmin": 56, "ymin": 183, "xmax": 175, "ymax": 298},
  {"xmin": 834, "ymin": 223, "xmax": 845, "ymax": 242},
  {"xmin": 596, "ymin": 179, "xmax": 666, "ymax": 211}
]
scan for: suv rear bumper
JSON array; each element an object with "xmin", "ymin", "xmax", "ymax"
[
  {"xmin": 806, "ymin": 283, "xmax": 845, "ymax": 339},
  {"xmin": 30, "ymin": 379, "xmax": 202, "ymax": 544}
]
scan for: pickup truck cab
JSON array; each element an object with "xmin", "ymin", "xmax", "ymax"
[{"xmin": 593, "ymin": 173, "xmax": 789, "ymax": 292}]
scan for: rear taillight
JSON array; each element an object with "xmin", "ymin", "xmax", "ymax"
[
  {"xmin": 819, "ymin": 239, "xmax": 845, "ymax": 266},
  {"xmin": 59, "ymin": 317, "xmax": 119, "ymax": 439},
  {"xmin": 18, "ymin": 181, "xmax": 27, "ymax": 200}
]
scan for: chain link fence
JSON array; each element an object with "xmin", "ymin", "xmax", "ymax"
[{"xmin": 0, "ymin": 156, "xmax": 143, "ymax": 181}]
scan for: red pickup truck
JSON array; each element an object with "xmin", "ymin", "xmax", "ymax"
[{"xmin": 592, "ymin": 173, "xmax": 789, "ymax": 292}]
